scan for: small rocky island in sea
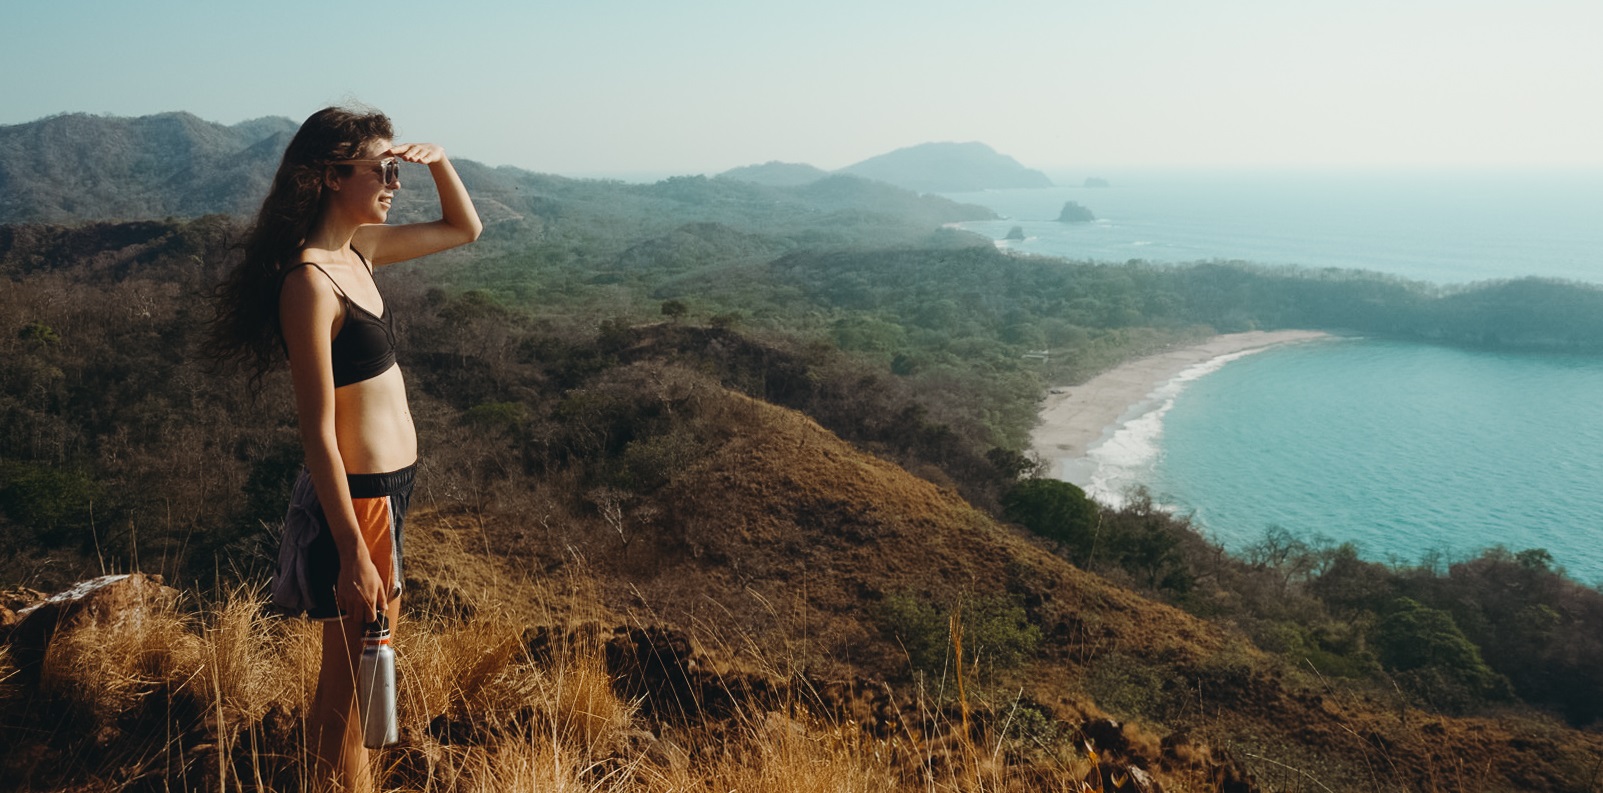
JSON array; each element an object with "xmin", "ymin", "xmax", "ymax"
[
  {"xmin": 1005, "ymin": 225, "xmax": 1026, "ymax": 241},
  {"xmin": 1057, "ymin": 201, "xmax": 1096, "ymax": 223},
  {"xmin": 1083, "ymin": 177, "xmax": 1111, "ymax": 188}
]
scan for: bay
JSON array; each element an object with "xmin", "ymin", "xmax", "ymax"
[
  {"xmin": 942, "ymin": 171, "xmax": 1603, "ymax": 584},
  {"xmin": 1129, "ymin": 339, "xmax": 1603, "ymax": 585}
]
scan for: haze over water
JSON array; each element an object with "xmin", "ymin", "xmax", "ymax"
[
  {"xmin": 948, "ymin": 170, "xmax": 1603, "ymax": 285},
  {"xmin": 945, "ymin": 171, "xmax": 1603, "ymax": 585}
]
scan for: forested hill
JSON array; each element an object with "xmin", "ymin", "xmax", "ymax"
[
  {"xmin": 0, "ymin": 112, "xmax": 297, "ymax": 222},
  {"xmin": 715, "ymin": 160, "xmax": 832, "ymax": 186},
  {"xmin": 0, "ymin": 112, "xmax": 997, "ymax": 228},
  {"xmin": 719, "ymin": 142, "xmax": 1056, "ymax": 193},
  {"xmin": 838, "ymin": 141, "xmax": 1054, "ymax": 192}
]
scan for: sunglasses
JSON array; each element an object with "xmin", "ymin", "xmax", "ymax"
[{"xmin": 333, "ymin": 157, "xmax": 400, "ymax": 187}]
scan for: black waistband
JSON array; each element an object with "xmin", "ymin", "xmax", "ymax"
[{"xmin": 345, "ymin": 464, "xmax": 416, "ymax": 499}]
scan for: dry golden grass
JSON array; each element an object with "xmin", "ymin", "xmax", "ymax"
[
  {"xmin": 400, "ymin": 734, "xmax": 656, "ymax": 793},
  {"xmin": 381, "ymin": 597, "xmax": 647, "ymax": 791},
  {"xmin": 5, "ymin": 575, "xmax": 1132, "ymax": 793},
  {"xmin": 540, "ymin": 643, "xmax": 635, "ymax": 753},
  {"xmin": 32, "ymin": 563, "xmax": 1517, "ymax": 793},
  {"xmin": 36, "ymin": 588, "xmax": 201, "ymax": 729},
  {"xmin": 400, "ymin": 609, "xmax": 524, "ymax": 723},
  {"xmin": 199, "ymin": 585, "xmax": 318, "ymax": 718},
  {"xmin": 650, "ymin": 718, "xmax": 900, "ymax": 793}
]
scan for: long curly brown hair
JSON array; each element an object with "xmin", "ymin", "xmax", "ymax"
[{"xmin": 205, "ymin": 106, "xmax": 393, "ymax": 387}]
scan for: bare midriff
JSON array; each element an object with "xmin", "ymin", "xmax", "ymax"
[{"xmin": 333, "ymin": 364, "xmax": 417, "ymax": 475}]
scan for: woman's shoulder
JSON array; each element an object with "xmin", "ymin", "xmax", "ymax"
[
  {"xmin": 279, "ymin": 261, "xmax": 343, "ymax": 309},
  {"xmin": 280, "ymin": 259, "xmax": 327, "ymax": 287}
]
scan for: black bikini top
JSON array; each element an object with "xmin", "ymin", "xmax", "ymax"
[{"xmin": 281, "ymin": 251, "xmax": 396, "ymax": 388}]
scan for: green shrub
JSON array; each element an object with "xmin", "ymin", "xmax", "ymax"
[
  {"xmin": 18, "ymin": 321, "xmax": 59, "ymax": 345},
  {"xmin": 463, "ymin": 401, "xmax": 526, "ymax": 433},
  {"xmin": 880, "ymin": 591, "xmax": 1042, "ymax": 675},
  {"xmin": 881, "ymin": 592, "xmax": 948, "ymax": 672},
  {"xmin": 1262, "ymin": 621, "xmax": 1378, "ymax": 680},
  {"xmin": 1371, "ymin": 597, "xmax": 1511, "ymax": 713},
  {"xmin": 1001, "ymin": 479, "xmax": 1099, "ymax": 561},
  {"xmin": 618, "ymin": 426, "xmax": 707, "ymax": 492},
  {"xmin": 998, "ymin": 698, "xmax": 1071, "ymax": 763},
  {"xmin": 0, "ymin": 460, "xmax": 98, "ymax": 544},
  {"xmin": 1083, "ymin": 653, "xmax": 1187, "ymax": 723}
]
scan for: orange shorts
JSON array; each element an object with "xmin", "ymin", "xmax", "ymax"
[{"xmin": 268, "ymin": 465, "xmax": 414, "ymax": 621}]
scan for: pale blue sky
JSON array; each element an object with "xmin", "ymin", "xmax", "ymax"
[{"xmin": 4, "ymin": 0, "xmax": 1601, "ymax": 176}]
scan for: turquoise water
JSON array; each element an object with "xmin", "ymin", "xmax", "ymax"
[
  {"xmin": 1118, "ymin": 339, "xmax": 1603, "ymax": 585},
  {"xmin": 941, "ymin": 172, "xmax": 1603, "ymax": 584}
]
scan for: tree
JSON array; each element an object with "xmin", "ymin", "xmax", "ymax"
[
  {"xmin": 1001, "ymin": 479, "xmax": 1100, "ymax": 562},
  {"xmin": 0, "ymin": 461, "xmax": 99, "ymax": 545},
  {"xmin": 1245, "ymin": 526, "xmax": 1318, "ymax": 595},
  {"xmin": 1371, "ymin": 597, "xmax": 1510, "ymax": 712}
]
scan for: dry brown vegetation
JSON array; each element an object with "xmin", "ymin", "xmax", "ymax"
[
  {"xmin": 6, "ymin": 388, "xmax": 1603, "ymax": 792},
  {"xmin": 7, "ymin": 217, "xmax": 1603, "ymax": 791}
]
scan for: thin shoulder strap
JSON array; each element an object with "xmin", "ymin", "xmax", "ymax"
[
  {"xmin": 352, "ymin": 247, "xmax": 373, "ymax": 274},
  {"xmin": 281, "ymin": 261, "xmax": 351, "ymax": 300},
  {"xmin": 275, "ymin": 262, "xmax": 349, "ymax": 355}
]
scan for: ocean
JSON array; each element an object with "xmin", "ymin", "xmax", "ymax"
[
  {"xmin": 947, "ymin": 170, "xmax": 1603, "ymax": 285},
  {"xmin": 942, "ymin": 171, "xmax": 1603, "ymax": 585}
]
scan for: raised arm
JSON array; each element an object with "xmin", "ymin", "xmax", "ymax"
[{"xmin": 355, "ymin": 142, "xmax": 483, "ymax": 266}]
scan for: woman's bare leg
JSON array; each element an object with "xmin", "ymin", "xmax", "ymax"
[
  {"xmin": 312, "ymin": 616, "xmax": 366, "ymax": 791},
  {"xmin": 311, "ymin": 596, "xmax": 402, "ymax": 792}
]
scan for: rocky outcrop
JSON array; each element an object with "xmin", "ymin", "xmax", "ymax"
[
  {"xmin": 5, "ymin": 573, "xmax": 178, "ymax": 681},
  {"xmin": 0, "ymin": 586, "xmax": 45, "ymax": 638},
  {"xmin": 1058, "ymin": 200, "xmax": 1096, "ymax": 223}
]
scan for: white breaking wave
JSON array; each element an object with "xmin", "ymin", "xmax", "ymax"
[{"xmin": 1081, "ymin": 347, "xmax": 1273, "ymax": 507}]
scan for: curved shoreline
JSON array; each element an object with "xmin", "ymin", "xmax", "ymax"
[{"xmin": 1030, "ymin": 330, "xmax": 1331, "ymax": 483}]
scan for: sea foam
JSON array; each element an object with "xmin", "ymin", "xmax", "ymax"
[{"xmin": 1080, "ymin": 347, "xmax": 1275, "ymax": 507}]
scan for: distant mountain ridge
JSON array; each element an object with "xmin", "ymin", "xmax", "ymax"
[
  {"xmin": 0, "ymin": 113, "xmax": 995, "ymax": 227},
  {"xmin": 720, "ymin": 141, "xmax": 1053, "ymax": 193},
  {"xmin": 840, "ymin": 142, "xmax": 1053, "ymax": 192},
  {"xmin": 0, "ymin": 112, "xmax": 298, "ymax": 222},
  {"xmin": 716, "ymin": 161, "xmax": 831, "ymax": 187}
]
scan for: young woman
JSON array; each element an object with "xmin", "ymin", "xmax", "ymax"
[{"xmin": 208, "ymin": 106, "xmax": 481, "ymax": 789}]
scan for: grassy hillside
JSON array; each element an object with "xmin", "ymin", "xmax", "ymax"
[{"xmin": 7, "ymin": 385, "xmax": 1603, "ymax": 791}]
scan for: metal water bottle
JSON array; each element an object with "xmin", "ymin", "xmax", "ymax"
[{"xmin": 357, "ymin": 615, "xmax": 398, "ymax": 749}]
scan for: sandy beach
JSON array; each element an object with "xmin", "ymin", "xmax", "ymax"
[{"xmin": 1030, "ymin": 330, "xmax": 1330, "ymax": 481}]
